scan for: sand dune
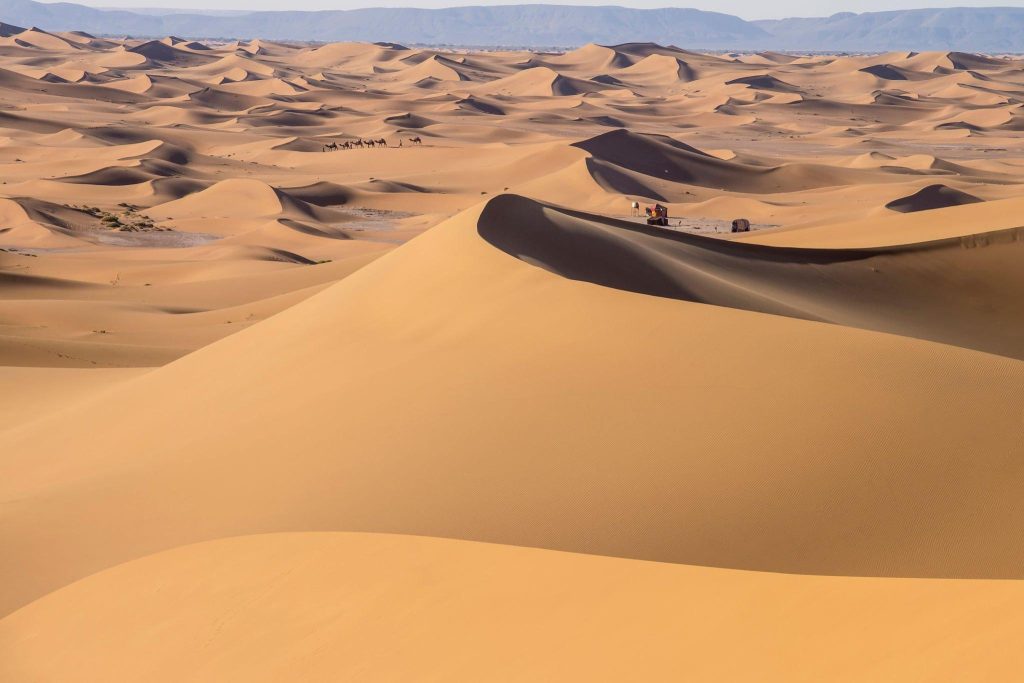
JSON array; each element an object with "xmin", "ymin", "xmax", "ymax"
[
  {"xmin": 147, "ymin": 178, "xmax": 341, "ymax": 226},
  {"xmin": 573, "ymin": 128, "xmax": 879, "ymax": 196},
  {"xmin": 885, "ymin": 183, "xmax": 984, "ymax": 212},
  {"xmin": 3, "ymin": 532, "xmax": 1024, "ymax": 681},
  {"xmin": 4, "ymin": 194, "xmax": 1024, "ymax": 619},
  {"xmin": 545, "ymin": 43, "xmax": 635, "ymax": 72},
  {"xmin": 1, "ymin": 32, "xmax": 1024, "ymax": 678},
  {"xmin": 478, "ymin": 66, "xmax": 614, "ymax": 96}
]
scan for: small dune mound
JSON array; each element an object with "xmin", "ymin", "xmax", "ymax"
[
  {"xmin": 946, "ymin": 52, "xmax": 1008, "ymax": 71},
  {"xmin": 95, "ymin": 47, "xmax": 150, "ymax": 69},
  {"xmin": 37, "ymin": 72, "xmax": 68, "ymax": 84},
  {"xmin": 218, "ymin": 77, "xmax": 306, "ymax": 97},
  {"xmin": 0, "ymin": 197, "xmax": 103, "ymax": 248},
  {"xmin": 547, "ymin": 43, "xmax": 634, "ymax": 72},
  {"xmin": 753, "ymin": 51, "xmax": 800, "ymax": 64},
  {"xmin": 613, "ymin": 54, "xmax": 697, "ymax": 85},
  {"xmin": 129, "ymin": 40, "xmax": 188, "ymax": 62},
  {"xmin": 455, "ymin": 96, "xmax": 504, "ymax": 115},
  {"xmin": 725, "ymin": 74, "xmax": 802, "ymax": 92},
  {"xmin": 382, "ymin": 112, "xmax": 438, "ymax": 129},
  {"xmin": 283, "ymin": 181, "xmax": 355, "ymax": 207},
  {"xmin": 859, "ymin": 64, "xmax": 909, "ymax": 80},
  {"xmin": 8, "ymin": 27, "xmax": 78, "ymax": 51},
  {"xmin": 358, "ymin": 179, "xmax": 429, "ymax": 193},
  {"xmin": 885, "ymin": 184, "xmax": 983, "ymax": 213},
  {"xmin": 127, "ymin": 41, "xmax": 215, "ymax": 66},
  {"xmin": 872, "ymin": 90, "xmax": 920, "ymax": 105},
  {"xmin": 0, "ymin": 197, "xmax": 39, "ymax": 227},
  {"xmin": 186, "ymin": 87, "xmax": 269, "ymax": 112},
  {"xmin": 609, "ymin": 42, "xmax": 701, "ymax": 61},
  {"xmin": 480, "ymin": 67, "xmax": 612, "ymax": 97},
  {"xmin": 187, "ymin": 54, "xmax": 276, "ymax": 78},
  {"xmin": 935, "ymin": 121, "xmax": 984, "ymax": 132},
  {"xmin": 148, "ymin": 178, "xmax": 321, "ymax": 220},
  {"xmin": 101, "ymin": 74, "xmax": 153, "ymax": 94},
  {"xmin": 393, "ymin": 55, "xmax": 469, "ymax": 83},
  {"xmin": 55, "ymin": 166, "xmax": 156, "ymax": 186},
  {"xmin": 848, "ymin": 151, "xmax": 897, "ymax": 168},
  {"xmin": 293, "ymin": 42, "xmax": 406, "ymax": 70}
]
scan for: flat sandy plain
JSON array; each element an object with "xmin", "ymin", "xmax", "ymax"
[{"xmin": 2, "ymin": 26, "xmax": 1024, "ymax": 680}]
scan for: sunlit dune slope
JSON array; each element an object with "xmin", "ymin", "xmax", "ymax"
[{"xmin": 3, "ymin": 532, "xmax": 1024, "ymax": 682}]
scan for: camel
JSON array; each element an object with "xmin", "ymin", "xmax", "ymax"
[
  {"xmin": 353, "ymin": 139, "xmax": 364, "ymax": 148},
  {"xmin": 409, "ymin": 136, "xmax": 422, "ymax": 145},
  {"xmin": 323, "ymin": 142, "xmax": 339, "ymax": 152},
  {"xmin": 365, "ymin": 139, "xmax": 376, "ymax": 148},
  {"xmin": 376, "ymin": 138, "xmax": 387, "ymax": 147}
]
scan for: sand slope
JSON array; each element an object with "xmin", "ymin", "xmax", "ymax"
[{"xmin": 3, "ymin": 532, "xmax": 1023, "ymax": 682}]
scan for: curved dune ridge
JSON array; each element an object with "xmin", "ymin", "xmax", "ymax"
[
  {"xmin": 2, "ymin": 31, "xmax": 1024, "ymax": 678},
  {"xmin": 479, "ymin": 194, "xmax": 1024, "ymax": 358},
  {"xmin": 572, "ymin": 129, "xmax": 880, "ymax": 196}
]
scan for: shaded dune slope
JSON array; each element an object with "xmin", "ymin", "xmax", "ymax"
[
  {"xmin": 480, "ymin": 195, "xmax": 1024, "ymax": 359},
  {"xmin": 574, "ymin": 129, "xmax": 875, "ymax": 195},
  {"xmin": 885, "ymin": 183, "xmax": 984, "ymax": 212}
]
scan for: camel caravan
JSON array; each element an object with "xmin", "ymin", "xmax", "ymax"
[{"xmin": 322, "ymin": 136, "xmax": 422, "ymax": 151}]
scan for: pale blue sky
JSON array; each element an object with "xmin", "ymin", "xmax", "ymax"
[{"xmin": 70, "ymin": 0, "xmax": 1024, "ymax": 21}]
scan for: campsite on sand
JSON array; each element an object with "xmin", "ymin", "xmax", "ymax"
[{"xmin": 1, "ymin": 25, "xmax": 1024, "ymax": 680}]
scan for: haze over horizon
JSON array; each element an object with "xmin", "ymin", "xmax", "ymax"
[{"xmin": 59, "ymin": 0, "xmax": 1024, "ymax": 21}]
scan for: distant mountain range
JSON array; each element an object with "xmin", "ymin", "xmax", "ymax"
[
  {"xmin": 5, "ymin": 1, "xmax": 1024, "ymax": 51},
  {"xmin": 754, "ymin": 7, "xmax": 1024, "ymax": 52}
]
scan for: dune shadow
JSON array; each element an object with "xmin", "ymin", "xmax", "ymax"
[{"xmin": 478, "ymin": 194, "xmax": 1024, "ymax": 359}]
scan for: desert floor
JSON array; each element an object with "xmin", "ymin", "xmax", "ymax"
[{"xmin": 1, "ymin": 27, "xmax": 1024, "ymax": 680}]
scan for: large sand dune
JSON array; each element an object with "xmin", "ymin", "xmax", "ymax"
[{"xmin": 1, "ymin": 29, "xmax": 1023, "ymax": 679}]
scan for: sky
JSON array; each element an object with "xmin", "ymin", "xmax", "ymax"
[{"xmin": 70, "ymin": 0, "xmax": 1024, "ymax": 21}]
